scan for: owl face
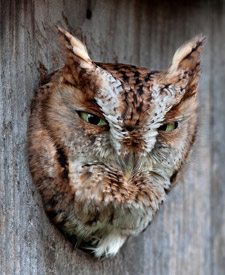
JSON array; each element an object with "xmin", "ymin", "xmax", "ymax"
[{"xmin": 28, "ymin": 28, "xmax": 204, "ymax": 257}]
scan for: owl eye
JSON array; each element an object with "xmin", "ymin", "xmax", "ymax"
[
  {"xmin": 158, "ymin": 121, "xmax": 178, "ymax": 132},
  {"xmin": 79, "ymin": 112, "xmax": 107, "ymax": 126}
]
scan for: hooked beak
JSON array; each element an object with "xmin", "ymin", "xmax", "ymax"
[{"xmin": 123, "ymin": 149, "xmax": 136, "ymax": 181}]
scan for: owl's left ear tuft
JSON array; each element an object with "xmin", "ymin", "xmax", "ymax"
[
  {"xmin": 57, "ymin": 27, "xmax": 92, "ymax": 67},
  {"xmin": 168, "ymin": 34, "xmax": 205, "ymax": 74}
]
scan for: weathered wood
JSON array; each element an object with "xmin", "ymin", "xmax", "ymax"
[
  {"xmin": 0, "ymin": 0, "xmax": 224, "ymax": 274},
  {"xmin": 209, "ymin": 3, "xmax": 225, "ymax": 274}
]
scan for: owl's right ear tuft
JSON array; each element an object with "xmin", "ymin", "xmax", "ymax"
[
  {"xmin": 57, "ymin": 27, "xmax": 93, "ymax": 68},
  {"xmin": 57, "ymin": 27, "xmax": 95, "ymax": 85}
]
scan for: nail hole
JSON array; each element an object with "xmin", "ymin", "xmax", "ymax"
[{"xmin": 86, "ymin": 8, "xmax": 92, "ymax": 19}]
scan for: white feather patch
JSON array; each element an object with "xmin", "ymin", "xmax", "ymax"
[{"xmin": 93, "ymin": 232, "xmax": 127, "ymax": 257}]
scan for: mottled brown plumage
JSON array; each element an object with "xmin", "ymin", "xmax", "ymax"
[{"xmin": 28, "ymin": 28, "xmax": 204, "ymax": 257}]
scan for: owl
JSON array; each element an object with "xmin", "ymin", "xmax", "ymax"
[{"xmin": 28, "ymin": 27, "xmax": 204, "ymax": 257}]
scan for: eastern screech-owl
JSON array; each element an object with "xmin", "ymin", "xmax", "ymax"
[{"xmin": 28, "ymin": 27, "xmax": 204, "ymax": 257}]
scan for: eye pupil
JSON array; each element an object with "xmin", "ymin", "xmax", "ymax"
[
  {"xmin": 158, "ymin": 124, "xmax": 167, "ymax": 131},
  {"xmin": 79, "ymin": 111, "xmax": 107, "ymax": 126},
  {"xmin": 158, "ymin": 121, "xmax": 178, "ymax": 132},
  {"xmin": 88, "ymin": 114, "xmax": 100, "ymax": 125}
]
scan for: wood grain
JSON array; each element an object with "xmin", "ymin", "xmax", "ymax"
[{"xmin": 0, "ymin": 0, "xmax": 224, "ymax": 274}]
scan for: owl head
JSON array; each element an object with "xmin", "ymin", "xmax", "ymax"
[{"xmin": 28, "ymin": 28, "xmax": 204, "ymax": 257}]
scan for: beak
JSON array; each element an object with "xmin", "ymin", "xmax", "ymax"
[{"xmin": 123, "ymin": 149, "xmax": 135, "ymax": 181}]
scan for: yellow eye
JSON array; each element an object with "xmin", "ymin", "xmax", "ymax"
[
  {"xmin": 79, "ymin": 112, "xmax": 107, "ymax": 126},
  {"xmin": 158, "ymin": 122, "xmax": 178, "ymax": 132}
]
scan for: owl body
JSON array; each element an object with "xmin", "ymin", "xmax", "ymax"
[{"xmin": 28, "ymin": 28, "xmax": 204, "ymax": 257}]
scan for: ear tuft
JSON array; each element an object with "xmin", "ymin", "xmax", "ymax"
[
  {"xmin": 57, "ymin": 27, "xmax": 92, "ymax": 64},
  {"xmin": 168, "ymin": 34, "xmax": 205, "ymax": 73}
]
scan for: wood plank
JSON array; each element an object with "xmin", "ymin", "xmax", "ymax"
[{"xmin": 209, "ymin": 2, "xmax": 225, "ymax": 275}]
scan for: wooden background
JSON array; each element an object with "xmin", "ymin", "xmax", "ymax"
[{"xmin": 0, "ymin": 0, "xmax": 224, "ymax": 274}]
